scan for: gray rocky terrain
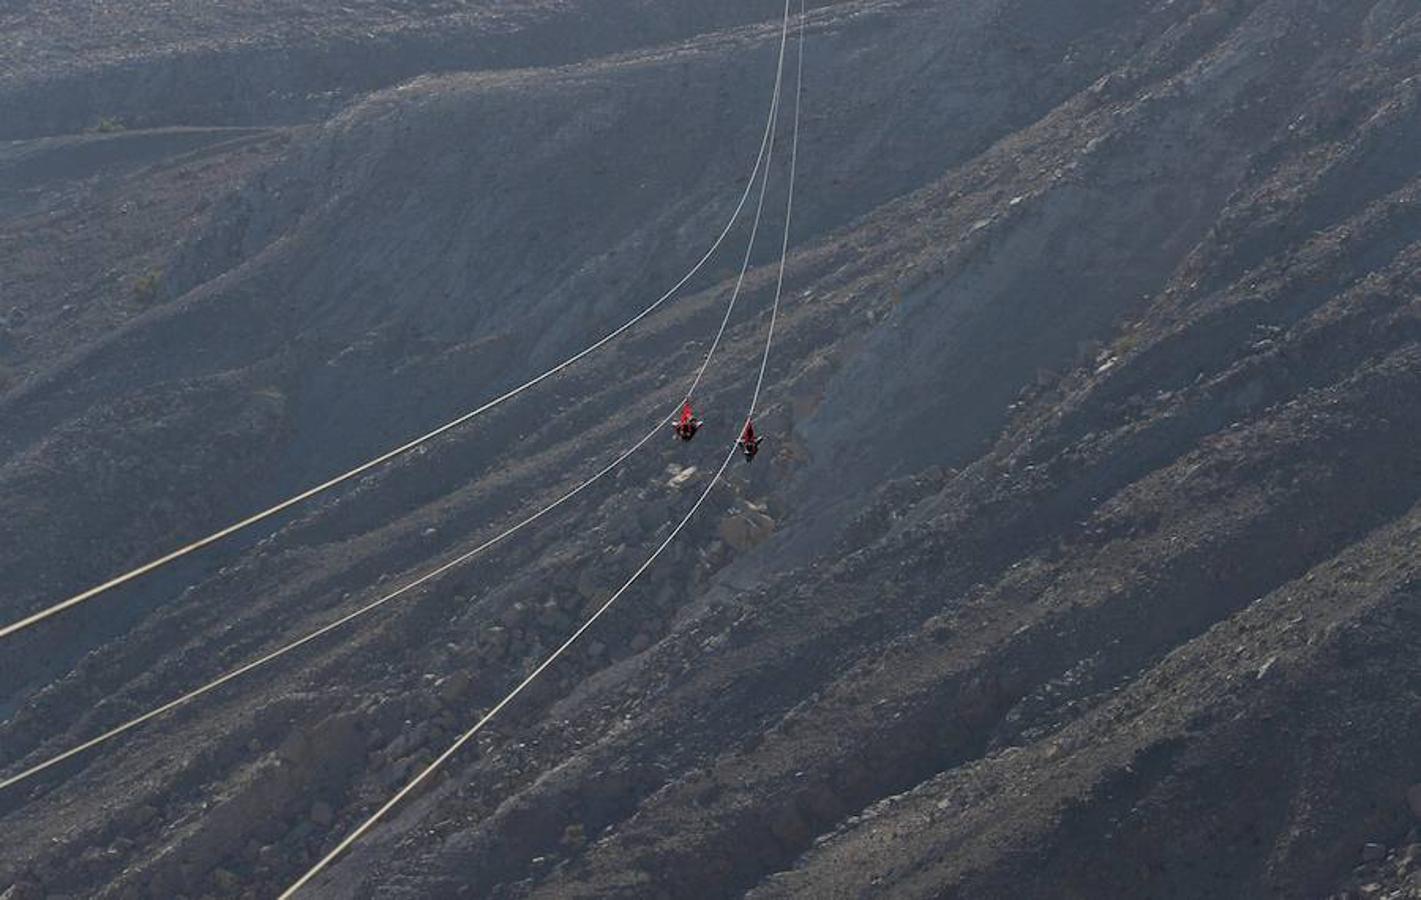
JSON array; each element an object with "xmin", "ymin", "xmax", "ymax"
[{"xmin": 5, "ymin": 1, "xmax": 1421, "ymax": 898}]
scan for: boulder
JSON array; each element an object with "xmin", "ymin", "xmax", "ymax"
[
  {"xmin": 667, "ymin": 466, "xmax": 698, "ymax": 489},
  {"xmin": 719, "ymin": 509, "xmax": 775, "ymax": 552},
  {"xmin": 277, "ymin": 714, "xmax": 362, "ymax": 774}
]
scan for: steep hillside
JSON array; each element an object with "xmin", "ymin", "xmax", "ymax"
[
  {"xmin": 0, "ymin": 0, "xmax": 832, "ymax": 140},
  {"xmin": 5, "ymin": 1, "xmax": 1421, "ymax": 898}
]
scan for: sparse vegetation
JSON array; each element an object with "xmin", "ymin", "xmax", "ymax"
[
  {"xmin": 91, "ymin": 116, "xmax": 126, "ymax": 133},
  {"xmin": 561, "ymin": 823, "xmax": 587, "ymax": 851},
  {"xmin": 1113, "ymin": 329, "xmax": 1142, "ymax": 355},
  {"xmin": 132, "ymin": 269, "xmax": 163, "ymax": 304}
]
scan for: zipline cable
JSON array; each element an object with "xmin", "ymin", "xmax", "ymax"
[
  {"xmin": 0, "ymin": 3, "xmax": 796, "ymax": 643},
  {"xmin": 281, "ymin": 4, "xmax": 804, "ymax": 894},
  {"xmin": 0, "ymin": 0, "xmax": 797, "ymax": 794}
]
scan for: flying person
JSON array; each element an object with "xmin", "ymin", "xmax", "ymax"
[
  {"xmin": 738, "ymin": 420, "xmax": 763, "ymax": 461},
  {"xmin": 673, "ymin": 402, "xmax": 702, "ymax": 441}
]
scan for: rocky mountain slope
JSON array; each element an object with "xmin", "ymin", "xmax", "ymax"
[{"xmin": 5, "ymin": 0, "xmax": 1421, "ymax": 898}]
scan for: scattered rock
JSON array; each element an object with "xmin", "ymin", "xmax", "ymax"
[
  {"xmin": 1362, "ymin": 842, "xmax": 1387, "ymax": 863},
  {"xmin": 667, "ymin": 466, "xmax": 698, "ymax": 489},
  {"xmin": 719, "ymin": 508, "xmax": 775, "ymax": 552},
  {"xmin": 277, "ymin": 714, "xmax": 356, "ymax": 771}
]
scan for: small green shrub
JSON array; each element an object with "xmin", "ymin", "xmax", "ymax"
[
  {"xmin": 132, "ymin": 269, "xmax": 163, "ymax": 304},
  {"xmin": 560, "ymin": 822, "xmax": 587, "ymax": 851},
  {"xmin": 1114, "ymin": 330, "xmax": 1141, "ymax": 355},
  {"xmin": 92, "ymin": 116, "xmax": 126, "ymax": 134}
]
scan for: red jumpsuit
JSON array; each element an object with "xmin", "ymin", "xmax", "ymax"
[
  {"xmin": 675, "ymin": 403, "xmax": 700, "ymax": 441},
  {"xmin": 739, "ymin": 421, "xmax": 762, "ymax": 460}
]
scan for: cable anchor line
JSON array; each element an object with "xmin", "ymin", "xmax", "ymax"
[{"xmin": 281, "ymin": 2, "xmax": 805, "ymax": 894}]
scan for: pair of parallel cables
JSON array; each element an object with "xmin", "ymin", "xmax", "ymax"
[
  {"xmin": 284, "ymin": 5, "xmax": 805, "ymax": 890},
  {"xmin": 1, "ymin": 0, "xmax": 806, "ymax": 892}
]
